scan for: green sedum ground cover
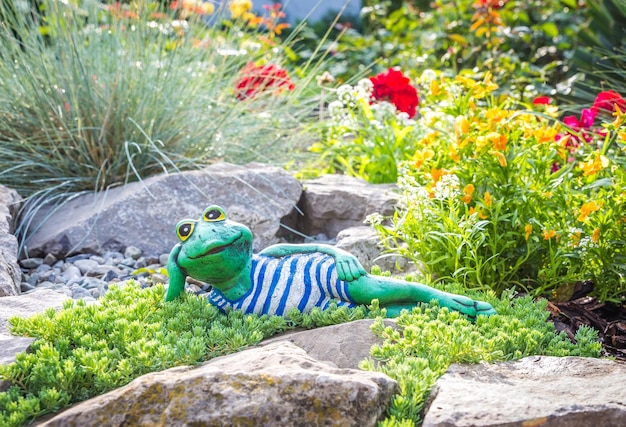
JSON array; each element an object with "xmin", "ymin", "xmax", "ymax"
[{"xmin": 0, "ymin": 282, "xmax": 601, "ymax": 427}]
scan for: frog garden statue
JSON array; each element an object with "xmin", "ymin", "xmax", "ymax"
[{"xmin": 164, "ymin": 205, "xmax": 496, "ymax": 320}]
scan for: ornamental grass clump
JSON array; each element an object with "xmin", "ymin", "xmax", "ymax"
[
  {"xmin": 0, "ymin": 0, "xmax": 323, "ymax": 249},
  {"xmin": 364, "ymin": 71, "xmax": 625, "ymax": 303}
]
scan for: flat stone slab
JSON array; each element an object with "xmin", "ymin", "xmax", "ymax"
[
  {"xmin": 422, "ymin": 355, "xmax": 626, "ymax": 427},
  {"xmin": 37, "ymin": 341, "xmax": 397, "ymax": 427},
  {"xmin": 0, "ymin": 288, "xmax": 71, "ymax": 335}
]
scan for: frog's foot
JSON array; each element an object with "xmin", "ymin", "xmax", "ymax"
[{"xmin": 446, "ymin": 295, "xmax": 497, "ymax": 321}]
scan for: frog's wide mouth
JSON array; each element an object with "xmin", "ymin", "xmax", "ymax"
[{"xmin": 189, "ymin": 232, "xmax": 243, "ymax": 259}]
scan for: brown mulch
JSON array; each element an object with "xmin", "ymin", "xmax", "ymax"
[{"xmin": 546, "ymin": 281, "xmax": 626, "ymax": 361}]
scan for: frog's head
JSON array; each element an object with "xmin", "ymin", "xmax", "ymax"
[{"xmin": 171, "ymin": 205, "xmax": 253, "ymax": 286}]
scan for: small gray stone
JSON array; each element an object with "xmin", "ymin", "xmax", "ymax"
[
  {"xmin": 71, "ymin": 284, "xmax": 94, "ymax": 300},
  {"xmin": 66, "ymin": 253, "xmax": 91, "ymax": 263},
  {"xmin": 61, "ymin": 265, "xmax": 82, "ymax": 282},
  {"xmin": 74, "ymin": 259, "xmax": 99, "ymax": 274},
  {"xmin": 90, "ymin": 255, "xmax": 106, "ymax": 264},
  {"xmin": 20, "ymin": 282, "xmax": 35, "ymax": 292},
  {"xmin": 19, "ymin": 257, "xmax": 44, "ymax": 269},
  {"xmin": 43, "ymin": 253, "xmax": 57, "ymax": 266},
  {"xmin": 101, "ymin": 270, "xmax": 119, "ymax": 282},
  {"xmin": 124, "ymin": 246, "xmax": 142, "ymax": 260},
  {"xmin": 82, "ymin": 277, "xmax": 106, "ymax": 290},
  {"xmin": 120, "ymin": 257, "xmax": 136, "ymax": 267},
  {"xmin": 133, "ymin": 258, "xmax": 147, "ymax": 269},
  {"xmin": 35, "ymin": 264, "xmax": 52, "ymax": 273},
  {"xmin": 158, "ymin": 253, "xmax": 169, "ymax": 266},
  {"xmin": 151, "ymin": 273, "xmax": 167, "ymax": 285}
]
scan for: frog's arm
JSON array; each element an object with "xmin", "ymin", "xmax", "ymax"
[
  {"xmin": 259, "ymin": 243, "xmax": 366, "ymax": 282},
  {"xmin": 165, "ymin": 245, "xmax": 187, "ymax": 302}
]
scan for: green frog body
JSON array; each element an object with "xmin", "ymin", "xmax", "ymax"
[{"xmin": 165, "ymin": 206, "xmax": 497, "ymax": 320}]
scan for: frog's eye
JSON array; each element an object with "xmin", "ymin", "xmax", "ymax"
[
  {"xmin": 203, "ymin": 206, "xmax": 226, "ymax": 222},
  {"xmin": 176, "ymin": 221, "xmax": 195, "ymax": 241}
]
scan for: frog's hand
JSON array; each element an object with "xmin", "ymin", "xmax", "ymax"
[
  {"xmin": 259, "ymin": 243, "xmax": 367, "ymax": 282},
  {"xmin": 165, "ymin": 245, "xmax": 187, "ymax": 302},
  {"xmin": 332, "ymin": 250, "xmax": 367, "ymax": 282}
]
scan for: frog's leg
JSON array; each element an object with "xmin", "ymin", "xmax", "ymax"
[
  {"xmin": 165, "ymin": 245, "xmax": 187, "ymax": 302},
  {"xmin": 347, "ymin": 274, "xmax": 496, "ymax": 320}
]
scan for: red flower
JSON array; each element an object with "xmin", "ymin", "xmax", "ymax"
[
  {"xmin": 591, "ymin": 90, "xmax": 626, "ymax": 116},
  {"xmin": 234, "ymin": 63, "xmax": 295, "ymax": 100},
  {"xmin": 370, "ymin": 68, "xmax": 419, "ymax": 118},
  {"xmin": 532, "ymin": 96, "xmax": 552, "ymax": 105}
]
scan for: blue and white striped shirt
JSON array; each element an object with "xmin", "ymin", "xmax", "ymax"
[{"xmin": 207, "ymin": 253, "xmax": 356, "ymax": 316}]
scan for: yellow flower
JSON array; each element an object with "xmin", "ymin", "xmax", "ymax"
[
  {"xmin": 591, "ymin": 227, "xmax": 601, "ymax": 243},
  {"xmin": 531, "ymin": 124, "xmax": 559, "ymax": 144},
  {"xmin": 542, "ymin": 228, "xmax": 557, "ymax": 240},
  {"xmin": 483, "ymin": 191, "xmax": 492, "ymax": 208},
  {"xmin": 580, "ymin": 154, "xmax": 609, "ymax": 177},
  {"xmin": 577, "ymin": 201, "xmax": 602, "ymax": 222},
  {"xmin": 413, "ymin": 148, "xmax": 435, "ymax": 169},
  {"xmin": 229, "ymin": 0, "xmax": 253, "ymax": 19},
  {"xmin": 462, "ymin": 184, "xmax": 475, "ymax": 204},
  {"xmin": 524, "ymin": 224, "xmax": 532, "ymax": 241},
  {"xmin": 449, "ymin": 143, "xmax": 460, "ymax": 163},
  {"xmin": 613, "ymin": 104, "xmax": 625, "ymax": 128},
  {"xmin": 454, "ymin": 116, "xmax": 470, "ymax": 136},
  {"xmin": 430, "ymin": 79, "xmax": 441, "ymax": 96}
]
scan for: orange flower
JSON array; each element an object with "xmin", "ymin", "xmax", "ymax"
[
  {"xmin": 591, "ymin": 227, "xmax": 601, "ymax": 243},
  {"xmin": 580, "ymin": 154, "xmax": 609, "ymax": 176},
  {"xmin": 490, "ymin": 150, "xmax": 507, "ymax": 167},
  {"xmin": 483, "ymin": 191, "xmax": 492, "ymax": 208},
  {"xmin": 463, "ymin": 184, "xmax": 475, "ymax": 204},
  {"xmin": 449, "ymin": 143, "xmax": 460, "ymax": 163},
  {"xmin": 524, "ymin": 224, "xmax": 532, "ymax": 241},
  {"xmin": 431, "ymin": 167, "xmax": 444, "ymax": 183},
  {"xmin": 577, "ymin": 201, "xmax": 601, "ymax": 222},
  {"xmin": 532, "ymin": 124, "xmax": 560, "ymax": 144},
  {"xmin": 542, "ymin": 228, "xmax": 557, "ymax": 240}
]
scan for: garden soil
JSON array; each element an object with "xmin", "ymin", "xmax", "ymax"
[{"xmin": 547, "ymin": 282, "xmax": 626, "ymax": 361}]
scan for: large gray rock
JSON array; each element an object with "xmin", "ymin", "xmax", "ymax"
[
  {"xmin": 422, "ymin": 355, "xmax": 626, "ymax": 427},
  {"xmin": 296, "ymin": 175, "xmax": 398, "ymax": 239},
  {"xmin": 38, "ymin": 341, "xmax": 398, "ymax": 427},
  {"xmin": 260, "ymin": 319, "xmax": 397, "ymax": 369},
  {"xmin": 0, "ymin": 185, "xmax": 22, "ymax": 296},
  {"xmin": 335, "ymin": 226, "xmax": 414, "ymax": 274},
  {"xmin": 24, "ymin": 163, "xmax": 302, "ymax": 258}
]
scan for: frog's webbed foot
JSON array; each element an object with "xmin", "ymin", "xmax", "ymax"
[{"xmin": 446, "ymin": 295, "xmax": 497, "ymax": 321}]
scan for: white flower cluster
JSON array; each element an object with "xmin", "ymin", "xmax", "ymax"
[
  {"xmin": 335, "ymin": 78, "xmax": 373, "ymax": 108},
  {"xmin": 433, "ymin": 174, "xmax": 461, "ymax": 200}
]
